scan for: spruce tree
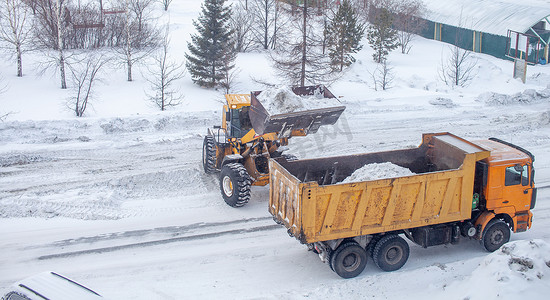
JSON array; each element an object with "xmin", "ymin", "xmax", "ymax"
[
  {"xmin": 185, "ymin": 0, "xmax": 236, "ymax": 88},
  {"xmin": 367, "ymin": 8, "xmax": 399, "ymax": 63},
  {"xmin": 326, "ymin": 0, "xmax": 364, "ymax": 72}
]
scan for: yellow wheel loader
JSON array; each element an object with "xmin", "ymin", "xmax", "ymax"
[{"xmin": 202, "ymin": 85, "xmax": 345, "ymax": 207}]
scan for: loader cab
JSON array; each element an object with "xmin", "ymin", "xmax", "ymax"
[
  {"xmin": 474, "ymin": 139, "xmax": 536, "ymax": 232},
  {"xmin": 224, "ymin": 94, "xmax": 253, "ymax": 139}
]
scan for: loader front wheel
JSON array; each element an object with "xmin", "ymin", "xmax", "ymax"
[
  {"xmin": 482, "ymin": 219, "xmax": 510, "ymax": 252},
  {"xmin": 219, "ymin": 163, "xmax": 251, "ymax": 207},
  {"xmin": 330, "ymin": 242, "xmax": 367, "ymax": 278},
  {"xmin": 202, "ymin": 136, "xmax": 217, "ymax": 174},
  {"xmin": 372, "ymin": 235, "xmax": 409, "ymax": 272}
]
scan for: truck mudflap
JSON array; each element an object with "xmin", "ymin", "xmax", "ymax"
[{"xmin": 249, "ymin": 85, "xmax": 345, "ymax": 137}]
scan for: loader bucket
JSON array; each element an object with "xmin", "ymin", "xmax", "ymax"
[{"xmin": 249, "ymin": 85, "xmax": 346, "ymax": 137}]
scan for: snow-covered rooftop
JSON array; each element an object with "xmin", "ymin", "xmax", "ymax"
[{"xmin": 422, "ymin": 0, "xmax": 550, "ymax": 36}]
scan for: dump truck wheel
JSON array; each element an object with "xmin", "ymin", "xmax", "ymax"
[
  {"xmin": 330, "ymin": 242, "xmax": 367, "ymax": 278},
  {"xmin": 367, "ymin": 236, "xmax": 382, "ymax": 259},
  {"xmin": 372, "ymin": 235, "xmax": 409, "ymax": 272},
  {"xmin": 482, "ymin": 219, "xmax": 510, "ymax": 252},
  {"xmin": 219, "ymin": 163, "xmax": 251, "ymax": 207},
  {"xmin": 202, "ymin": 136, "xmax": 217, "ymax": 174}
]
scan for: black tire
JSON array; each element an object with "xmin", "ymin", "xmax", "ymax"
[
  {"xmin": 330, "ymin": 242, "xmax": 367, "ymax": 278},
  {"xmin": 481, "ymin": 219, "xmax": 510, "ymax": 252},
  {"xmin": 219, "ymin": 163, "xmax": 251, "ymax": 207},
  {"xmin": 367, "ymin": 236, "xmax": 382, "ymax": 259},
  {"xmin": 202, "ymin": 136, "xmax": 217, "ymax": 174},
  {"xmin": 372, "ymin": 235, "xmax": 409, "ymax": 272}
]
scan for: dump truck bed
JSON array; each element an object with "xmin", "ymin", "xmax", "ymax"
[{"xmin": 268, "ymin": 133, "xmax": 490, "ymax": 244}]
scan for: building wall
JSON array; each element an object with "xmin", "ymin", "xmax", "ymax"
[{"xmin": 420, "ymin": 19, "xmax": 508, "ymax": 60}]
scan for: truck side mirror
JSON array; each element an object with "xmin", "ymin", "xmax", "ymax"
[{"xmin": 226, "ymin": 111, "xmax": 231, "ymax": 121}]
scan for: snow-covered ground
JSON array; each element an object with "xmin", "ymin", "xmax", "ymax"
[{"xmin": 1, "ymin": 1, "xmax": 550, "ymax": 299}]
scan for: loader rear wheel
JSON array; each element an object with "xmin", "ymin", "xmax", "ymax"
[
  {"xmin": 482, "ymin": 219, "xmax": 510, "ymax": 252},
  {"xmin": 219, "ymin": 163, "xmax": 251, "ymax": 207},
  {"xmin": 202, "ymin": 136, "xmax": 217, "ymax": 174},
  {"xmin": 330, "ymin": 242, "xmax": 367, "ymax": 278},
  {"xmin": 372, "ymin": 235, "xmax": 409, "ymax": 272}
]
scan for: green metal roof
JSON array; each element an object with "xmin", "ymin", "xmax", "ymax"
[{"xmin": 422, "ymin": 0, "xmax": 550, "ymax": 36}]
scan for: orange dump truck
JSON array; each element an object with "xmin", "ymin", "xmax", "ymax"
[{"xmin": 269, "ymin": 133, "xmax": 536, "ymax": 278}]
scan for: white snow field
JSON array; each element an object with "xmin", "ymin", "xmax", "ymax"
[{"xmin": 1, "ymin": 0, "xmax": 550, "ymax": 299}]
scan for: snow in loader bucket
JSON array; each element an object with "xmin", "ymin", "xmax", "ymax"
[{"xmin": 249, "ymin": 85, "xmax": 346, "ymax": 137}]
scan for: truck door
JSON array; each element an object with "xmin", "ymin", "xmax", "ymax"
[{"xmin": 502, "ymin": 164, "xmax": 532, "ymax": 212}]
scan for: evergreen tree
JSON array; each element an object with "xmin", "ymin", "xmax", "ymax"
[
  {"xmin": 185, "ymin": 0, "xmax": 236, "ymax": 88},
  {"xmin": 367, "ymin": 8, "xmax": 398, "ymax": 63},
  {"xmin": 326, "ymin": 0, "xmax": 364, "ymax": 72}
]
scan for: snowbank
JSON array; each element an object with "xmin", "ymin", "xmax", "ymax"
[
  {"xmin": 340, "ymin": 162, "xmax": 415, "ymax": 183},
  {"xmin": 256, "ymin": 86, "xmax": 338, "ymax": 115},
  {"xmin": 439, "ymin": 239, "xmax": 550, "ymax": 300},
  {"xmin": 478, "ymin": 87, "xmax": 550, "ymax": 106}
]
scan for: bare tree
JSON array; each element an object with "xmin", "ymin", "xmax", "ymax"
[
  {"xmin": 157, "ymin": 0, "xmax": 172, "ymax": 11},
  {"xmin": 392, "ymin": 0, "xmax": 425, "ymax": 54},
  {"xmin": 248, "ymin": 0, "xmax": 286, "ymax": 50},
  {"xmin": 127, "ymin": 0, "xmax": 154, "ymax": 34},
  {"xmin": 144, "ymin": 25, "xmax": 184, "ymax": 111},
  {"xmin": 0, "ymin": 0, "xmax": 32, "ymax": 77},
  {"xmin": 373, "ymin": 59, "xmax": 393, "ymax": 90},
  {"xmin": 54, "ymin": 0, "xmax": 68, "ymax": 88},
  {"xmin": 438, "ymin": 16, "xmax": 477, "ymax": 87},
  {"xmin": 32, "ymin": 0, "xmax": 70, "ymax": 88},
  {"xmin": 116, "ymin": 0, "xmax": 158, "ymax": 81},
  {"xmin": 230, "ymin": 1, "xmax": 255, "ymax": 52},
  {"xmin": 220, "ymin": 51, "xmax": 240, "ymax": 94},
  {"xmin": 21, "ymin": 0, "xmax": 36, "ymax": 14},
  {"xmin": 271, "ymin": 1, "xmax": 331, "ymax": 86},
  {"xmin": 439, "ymin": 44, "xmax": 477, "ymax": 87},
  {"xmin": 68, "ymin": 53, "xmax": 109, "ymax": 117}
]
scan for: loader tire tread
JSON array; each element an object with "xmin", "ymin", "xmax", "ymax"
[
  {"xmin": 220, "ymin": 163, "xmax": 251, "ymax": 207},
  {"xmin": 203, "ymin": 135, "xmax": 217, "ymax": 174}
]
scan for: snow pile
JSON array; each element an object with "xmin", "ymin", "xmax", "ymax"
[
  {"xmin": 539, "ymin": 111, "xmax": 550, "ymax": 126},
  {"xmin": 340, "ymin": 162, "xmax": 415, "ymax": 183},
  {"xmin": 479, "ymin": 87, "xmax": 550, "ymax": 106},
  {"xmin": 256, "ymin": 86, "xmax": 338, "ymax": 115},
  {"xmin": 439, "ymin": 239, "xmax": 550, "ymax": 300},
  {"xmin": 0, "ymin": 154, "xmax": 49, "ymax": 167},
  {"xmin": 429, "ymin": 97, "xmax": 457, "ymax": 108}
]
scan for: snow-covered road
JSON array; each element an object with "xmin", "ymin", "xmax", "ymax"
[{"xmin": 1, "ymin": 92, "xmax": 549, "ymax": 298}]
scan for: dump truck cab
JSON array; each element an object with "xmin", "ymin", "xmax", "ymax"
[{"xmin": 473, "ymin": 138, "xmax": 536, "ymax": 233}]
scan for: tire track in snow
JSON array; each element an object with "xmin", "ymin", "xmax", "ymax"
[{"xmin": 37, "ymin": 224, "xmax": 282, "ymax": 260}]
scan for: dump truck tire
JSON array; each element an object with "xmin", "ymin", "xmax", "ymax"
[
  {"xmin": 219, "ymin": 163, "xmax": 251, "ymax": 207},
  {"xmin": 372, "ymin": 235, "xmax": 409, "ymax": 272},
  {"xmin": 481, "ymin": 219, "xmax": 510, "ymax": 252},
  {"xmin": 202, "ymin": 136, "xmax": 217, "ymax": 174},
  {"xmin": 330, "ymin": 242, "xmax": 367, "ymax": 278}
]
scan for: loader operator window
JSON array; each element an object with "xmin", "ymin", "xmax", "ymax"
[
  {"xmin": 229, "ymin": 107, "xmax": 252, "ymax": 138},
  {"xmin": 505, "ymin": 165, "xmax": 529, "ymax": 186}
]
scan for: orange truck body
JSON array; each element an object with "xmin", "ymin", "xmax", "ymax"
[{"xmin": 269, "ymin": 133, "xmax": 535, "ymax": 244}]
